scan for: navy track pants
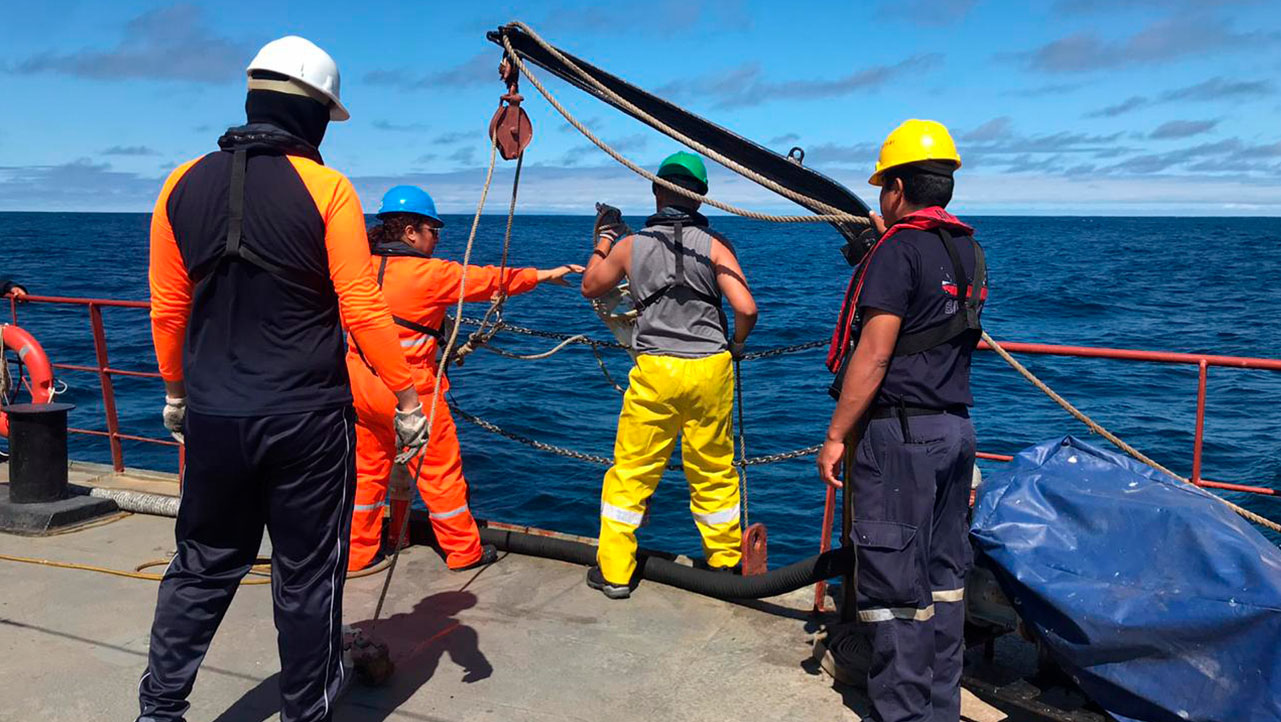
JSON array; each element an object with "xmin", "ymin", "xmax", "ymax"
[
  {"xmin": 137, "ymin": 406, "xmax": 357, "ymax": 722},
  {"xmin": 850, "ymin": 411, "xmax": 975, "ymax": 722}
]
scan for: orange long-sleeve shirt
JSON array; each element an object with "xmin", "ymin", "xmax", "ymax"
[
  {"xmin": 150, "ymin": 149, "xmax": 413, "ymax": 414},
  {"xmin": 355, "ymin": 254, "xmax": 538, "ymax": 386}
]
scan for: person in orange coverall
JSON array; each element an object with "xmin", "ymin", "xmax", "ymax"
[{"xmin": 347, "ymin": 185, "xmax": 583, "ymax": 572}]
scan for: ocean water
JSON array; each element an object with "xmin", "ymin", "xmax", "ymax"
[{"xmin": 0, "ymin": 211, "xmax": 1278, "ymax": 561}]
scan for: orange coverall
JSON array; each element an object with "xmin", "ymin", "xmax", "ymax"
[{"xmin": 347, "ymin": 254, "xmax": 538, "ymax": 571}]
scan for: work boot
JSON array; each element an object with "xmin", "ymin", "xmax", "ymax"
[
  {"xmin": 451, "ymin": 544, "xmax": 498, "ymax": 572},
  {"xmin": 586, "ymin": 565, "xmax": 631, "ymax": 599}
]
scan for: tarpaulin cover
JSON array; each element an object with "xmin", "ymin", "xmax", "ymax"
[{"xmin": 971, "ymin": 435, "xmax": 1281, "ymax": 722}]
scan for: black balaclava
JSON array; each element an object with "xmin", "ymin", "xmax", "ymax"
[{"xmin": 245, "ymin": 89, "xmax": 330, "ymax": 148}]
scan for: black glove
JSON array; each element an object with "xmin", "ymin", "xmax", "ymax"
[{"xmin": 840, "ymin": 228, "xmax": 880, "ymax": 267}]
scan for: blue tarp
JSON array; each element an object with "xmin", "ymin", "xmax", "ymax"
[{"xmin": 971, "ymin": 435, "xmax": 1281, "ymax": 722}]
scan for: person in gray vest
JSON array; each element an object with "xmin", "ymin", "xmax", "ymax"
[{"xmin": 580, "ymin": 151, "xmax": 758, "ymax": 599}]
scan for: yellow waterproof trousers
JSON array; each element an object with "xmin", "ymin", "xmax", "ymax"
[{"xmin": 597, "ymin": 351, "xmax": 741, "ymax": 585}]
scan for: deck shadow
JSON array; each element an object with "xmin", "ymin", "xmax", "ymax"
[{"xmin": 212, "ymin": 591, "xmax": 490, "ymax": 722}]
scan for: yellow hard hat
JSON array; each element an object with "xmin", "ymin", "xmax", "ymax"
[{"xmin": 868, "ymin": 119, "xmax": 961, "ymax": 186}]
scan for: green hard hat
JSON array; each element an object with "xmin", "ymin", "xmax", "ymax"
[{"xmin": 656, "ymin": 151, "xmax": 709, "ymax": 194}]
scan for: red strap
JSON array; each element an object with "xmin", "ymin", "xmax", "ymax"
[{"xmin": 825, "ymin": 207, "xmax": 974, "ymax": 372}]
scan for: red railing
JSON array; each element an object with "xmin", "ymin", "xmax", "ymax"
[
  {"xmin": 811, "ymin": 337, "xmax": 1281, "ymax": 611},
  {"xmin": 3, "ymin": 296, "xmax": 1277, "ymax": 505},
  {"xmin": 7, "ymin": 295, "xmax": 179, "ymax": 473}
]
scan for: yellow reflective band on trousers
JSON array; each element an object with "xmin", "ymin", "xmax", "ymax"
[{"xmin": 597, "ymin": 351, "xmax": 741, "ymax": 585}]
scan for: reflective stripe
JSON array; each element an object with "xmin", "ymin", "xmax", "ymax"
[
  {"xmin": 353, "ymin": 501, "xmax": 387, "ymax": 512},
  {"xmin": 400, "ymin": 336, "xmax": 426, "ymax": 348},
  {"xmin": 429, "ymin": 503, "xmax": 469, "ymax": 521},
  {"xmin": 857, "ymin": 604, "xmax": 936, "ymax": 623},
  {"xmin": 692, "ymin": 505, "xmax": 741, "ymax": 528},
  {"xmin": 932, "ymin": 587, "xmax": 965, "ymax": 603},
  {"xmin": 17, "ymin": 344, "xmax": 31, "ymax": 360},
  {"xmin": 600, "ymin": 500, "xmax": 644, "ymax": 527}
]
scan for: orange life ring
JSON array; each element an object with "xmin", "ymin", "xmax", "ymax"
[{"xmin": 1, "ymin": 325, "xmax": 55, "ymax": 437}]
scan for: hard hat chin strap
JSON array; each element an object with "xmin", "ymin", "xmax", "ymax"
[{"xmin": 247, "ymin": 77, "xmax": 331, "ymax": 108}]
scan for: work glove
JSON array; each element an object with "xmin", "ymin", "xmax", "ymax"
[
  {"xmin": 729, "ymin": 340, "xmax": 746, "ymax": 360},
  {"xmin": 594, "ymin": 202, "xmax": 631, "ymax": 244},
  {"xmin": 162, "ymin": 395, "xmax": 187, "ymax": 443},
  {"xmin": 394, "ymin": 403, "xmax": 430, "ymax": 464}
]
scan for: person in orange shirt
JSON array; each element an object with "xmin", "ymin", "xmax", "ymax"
[{"xmin": 347, "ymin": 185, "xmax": 583, "ymax": 572}]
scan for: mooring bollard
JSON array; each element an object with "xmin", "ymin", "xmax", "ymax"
[
  {"xmin": 0, "ymin": 401, "xmax": 117, "ymax": 534},
  {"xmin": 7, "ymin": 402, "xmax": 75, "ymax": 503}
]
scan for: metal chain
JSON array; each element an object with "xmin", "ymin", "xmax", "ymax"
[
  {"xmin": 450, "ymin": 400, "xmax": 818, "ymax": 469},
  {"xmin": 741, "ymin": 339, "xmax": 826, "ymax": 360},
  {"xmin": 453, "ymin": 315, "xmax": 825, "ymax": 359}
]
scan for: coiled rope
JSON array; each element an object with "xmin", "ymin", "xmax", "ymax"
[{"xmin": 499, "ymin": 23, "xmax": 870, "ymax": 226}]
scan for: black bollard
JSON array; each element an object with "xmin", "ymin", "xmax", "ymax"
[
  {"xmin": 0, "ymin": 401, "xmax": 117, "ymax": 534},
  {"xmin": 7, "ymin": 402, "xmax": 74, "ymax": 503}
]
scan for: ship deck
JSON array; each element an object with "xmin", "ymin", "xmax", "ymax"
[{"xmin": 0, "ymin": 467, "xmax": 1065, "ymax": 721}]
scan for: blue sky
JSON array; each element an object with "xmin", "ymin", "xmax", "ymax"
[{"xmin": 2, "ymin": 0, "xmax": 1279, "ymax": 215}]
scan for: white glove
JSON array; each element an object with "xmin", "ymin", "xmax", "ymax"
[
  {"xmin": 394, "ymin": 404, "xmax": 430, "ymax": 464},
  {"xmin": 163, "ymin": 395, "xmax": 187, "ymax": 443}
]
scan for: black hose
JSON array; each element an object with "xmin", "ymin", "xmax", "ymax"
[{"xmin": 478, "ymin": 526, "xmax": 852, "ymax": 600}]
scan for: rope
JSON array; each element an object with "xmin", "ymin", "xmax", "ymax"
[
  {"xmin": 981, "ymin": 331, "xmax": 1281, "ymax": 534},
  {"xmin": 0, "ymin": 552, "xmax": 392, "ymax": 583},
  {"xmin": 374, "ymin": 141, "xmax": 503, "ymax": 623},
  {"xmin": 479, "ymin": 334, "xmax": 589, "ymax": 360},
  {"xmin": 499, "ymin": 26, "xmax": 870, "ymax": 227},
  {"xmin": 734, "ymin": 358, "xmax": 749, "ymax": 528}
]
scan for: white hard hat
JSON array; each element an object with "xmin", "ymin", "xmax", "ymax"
[{"xmin": 246, "ymin": 36, "xmax": 350, "ymax": 121}]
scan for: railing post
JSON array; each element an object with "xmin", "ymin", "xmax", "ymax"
[
  {"xmin": 88, "ymin": 303, "xmax": 125, "ymax": 472},
  {"xmin": 1192, "ymin": 359, "xmax": 1208, "ymax": 485}
]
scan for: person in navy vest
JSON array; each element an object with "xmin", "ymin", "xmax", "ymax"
[{"xmin": 818, "ymin": 119, "xmax": 986, "ymax": 722}]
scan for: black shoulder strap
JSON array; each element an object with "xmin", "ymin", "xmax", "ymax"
[
  {"xmin": 224, "ymin": 149, "xmax": 247, "ymax": 258},
  {"xmin": 374, "ymin": 255, "xmax": 442, "ymax": 341},
  {"xmin": 222, "ymin": 148, "xmax": 289, "ymax": 276},
  {"xmin": 891, "ymin": 229, "xmax": 984, "ymax": 356},
  {"xmin": 635, "ymin": 224, "xmax": 677, "ymax": 312},
  {"xmin": 191, "ymin": 149, "xmax": 319, "ymax": 287},
  {"xmin": 969, "ymin": 241, "xmax": 987, "ymax": 327},
  {"xmin": 634, "ymin": 222, "xmax": 721, "ymax": 312}
]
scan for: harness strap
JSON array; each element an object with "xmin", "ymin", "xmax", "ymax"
[
  {"xmin": 190, "ymin": 149, "xmax": 318, "ymax": 286},
  {"xmin": 376, "ymin": 256, "xmax": 444, "ymax": 341},
  {"xmin": 353, "ymin": 255, "xmax": 447, "ymax": 379},
  {"xmin": 634, "ymin": 223, "xmax": 721, "ymax": 312},
  {"xmin": 225, "ymin": 149, "xmax": 246, "ymax": 257},
  {"xmin": 890, "ymin": 229, "xmax": 985, "ymax": 357},
  {"xmin": 222, "ymin": 148, "xmax": 292, "ymax": 278}
]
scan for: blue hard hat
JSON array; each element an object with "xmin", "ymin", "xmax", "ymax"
[{"xmin": 376, "ymin": 185, "xmax": 443, "ymax": 225}]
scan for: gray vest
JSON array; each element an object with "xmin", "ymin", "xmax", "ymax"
[{"xmin": 629, "ymin": 217, "xmax": 729, "ymax": 358}]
